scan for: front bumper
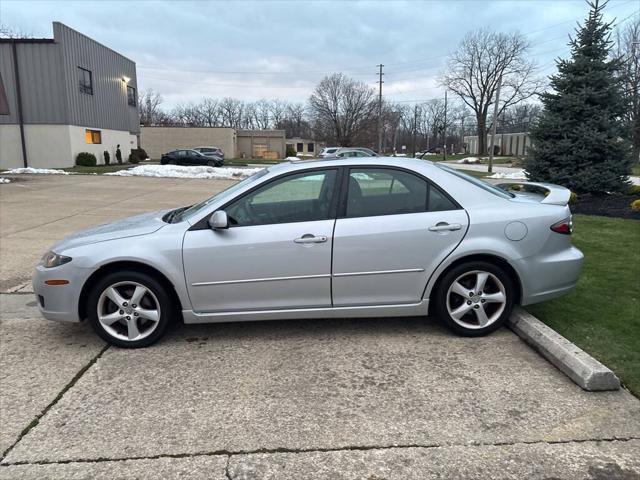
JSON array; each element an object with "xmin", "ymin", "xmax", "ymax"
[
  {"xmin": 516, "ymin": 245, "xmax": 584, "ymax": 306},
  {"xmin": 32, "ymin": 263, "xmax": 90, "ymax": 323}
]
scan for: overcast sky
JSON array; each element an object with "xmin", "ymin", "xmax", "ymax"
[{"xmin": 1, "ymin": 0, "xmax": 637, "ymax": 109}]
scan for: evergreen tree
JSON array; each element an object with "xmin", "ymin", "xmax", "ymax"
[{"xmin": 525, "ymin": 0, "xmax": 633, "ymax": 193}]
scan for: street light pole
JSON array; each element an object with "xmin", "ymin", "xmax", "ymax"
[{"xmin": 488, "ymin": 75, "xmax": 502, "ymax": 174}]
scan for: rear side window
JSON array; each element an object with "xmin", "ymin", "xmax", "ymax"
[{"xmin": 346, "ymin": 168, "xmax": 457, "ymax": 218}]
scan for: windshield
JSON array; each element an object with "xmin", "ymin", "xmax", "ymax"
[
  {"xmin": 435, "ymin": 163, "xmax": 514, "ymax": 199},
  {"xmin": 171, "ymin": 168, "xmax": 268, "ymax": 223}
]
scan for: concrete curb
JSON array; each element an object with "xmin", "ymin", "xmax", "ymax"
[{"xmin": 508, "ymin": 307, "xmax": 620, "ymax": 391}]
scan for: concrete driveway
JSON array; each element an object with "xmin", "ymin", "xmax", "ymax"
[{"xmin": 1, "ymin": 174, "xmax": 639, "ymax": 479}]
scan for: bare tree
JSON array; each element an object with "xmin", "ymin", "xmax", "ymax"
[
  {"xmin": 441, "ymin": 29, "xmax": 543, "ymax": 154},
  {"xmin": 252, "ymin": 99, "xmax": 272, "ymax": 130},
  {"xmin": 198, "ymin": 97, "xmax": 220, "ymax": 127},
  {"xmin": 269, "ymin": 100, "xmax": 289, "ymax": 128},
  {"xmin": 0, "ymin": 24, "xmax": 32, "ymax": 39},
  {"xmin": 309, "ymin": 73, "xmax": 377, "ymax": 146},
  {"xmin": 616, "ymin": 18, "xmax": 640, "ymax": 162},
  {"xmin": 219, "ymin": 97, "xmax": 244, "ymax": 129},
  {"xmin": 138, "ymin": 88, "xmax": 164, "ymax": 126}
]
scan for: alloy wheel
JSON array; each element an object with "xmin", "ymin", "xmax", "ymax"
[
  {"xmin": 446, "ymin": 270, "xmax": 507, "ymax": 330},
  {"xmin": 97, "ymin": 281, "xmax": 161, "ymax": 342}
]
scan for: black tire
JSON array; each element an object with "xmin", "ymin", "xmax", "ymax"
[
  {"xmin": 87, "ymin": 270, "xmax": 175, "ymax": 348},
  {"xmin": 206, "ymin": 159, "xmax": 216, "ymax": 167},
  {"xmin": 433, "ymin": 261, "xmax": 515, "ymax": 337}
]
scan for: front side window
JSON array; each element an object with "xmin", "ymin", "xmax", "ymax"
[
  {"xmin": 85, "ymin": 129, "xmax": 101, "ymax": 144},
  {"xmin": 226, "ymin": 169, "xmax": 337, "ymax": 227},
  {"xmin": 346, "ymin": 168, "xmax": 457, "ymax": 218},
  {"xmin": 127, "ymin": 85, "xmax": 136, "ymax": 106},
  {"xmin": 78, "ymin": 67, "xmax": 93, "ymax": 95}
]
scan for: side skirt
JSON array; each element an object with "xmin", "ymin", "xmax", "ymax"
[{"xmin": 182, "ymin": 300, "xmax": 430, "ymax": 324}]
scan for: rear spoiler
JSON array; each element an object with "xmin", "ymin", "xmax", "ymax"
[{"xmin": 496, "ymin": 181, "xmax": 571, "ymax": 206}]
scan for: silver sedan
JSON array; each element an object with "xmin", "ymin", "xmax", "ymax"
[{"xmin": 33, "ymin": 158, "xmax": 583, "ymax": 348}]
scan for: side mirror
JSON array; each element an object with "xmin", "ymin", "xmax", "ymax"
[{"xmin": 209, "ymin": 210, "xmax": 228, "ymax": 229}]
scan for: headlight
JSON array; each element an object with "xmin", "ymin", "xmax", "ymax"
[{"xmin": 40, "ymin": 251, "xmax": 72, "ymax": 268}]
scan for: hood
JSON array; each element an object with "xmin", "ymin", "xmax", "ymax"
[{"xmin": 51, "ymin": 210, "xmax": 169, "ymax": 252}]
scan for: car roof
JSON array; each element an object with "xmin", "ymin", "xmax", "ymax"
[{"xmin": 273, "ymin": 156, "xmax": 431, "ymax": 172}]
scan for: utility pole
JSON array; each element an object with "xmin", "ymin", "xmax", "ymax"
[
  {"xmin": 412, "ymin": 103, "xmax": 418, "ymax": 157},
  {"xmin": 377, "ymin": 64, "xmax": 384, "ymax": 154},
  {"xmin": 442, "ymin": 90, "xmax": 447, "ymax": 161},
  {"xmin": 488, "ymin": 75, "xmax": 502, "ymax": 173},
  {"xmin": 460, "ymin": 116, "xmax": 465, "ymax": 154}
]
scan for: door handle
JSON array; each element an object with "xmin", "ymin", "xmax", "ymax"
[
  {"xmin": 294, "ymin": 234, "xmax": 328, "ymax": 244},
  {"xmin": 429, "ymin": 223, "xmax": 462, "ymax": 232}
]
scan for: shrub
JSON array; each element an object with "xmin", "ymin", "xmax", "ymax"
[
  {"xmin": 631, "ymin": 199, "xmax": 640, "ymax": 212},
  {"xmin": 131, "ymin": 148, "xmax": 148, "ymax": 161},
  {"xmin": 569, "ymin": 191, "xmax": 578, "ymax": 204},
  {"xmin": 76, "ymin": 152, "xmax": 97, "ymax": 167},
  {"xmin": 103, "ymin": 150, "xmax": 110, "ymax": 166},
  {"xmin": 128, "ymin": 152, "xmax": 141, "ymax": 164},
  {"xmin": 628, "ymin": 185, "xmax": 640, "ymax": 196},
  {"xmin": 286, "ymin": 145, "xmax": 297, "ymax": 157},
  {"xmin": 115, "ymin": 147, "xmax": 122, "ymax": 164}
]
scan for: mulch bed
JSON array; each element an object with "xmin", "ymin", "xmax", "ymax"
[{"xmin": 571, "ymin": 193, "xmax": 640, "ymax": 220}]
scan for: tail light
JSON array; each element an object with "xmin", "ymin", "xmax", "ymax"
[{"xmin": 550, "ymin": 217, "xmax": 573, "ymax": 235}]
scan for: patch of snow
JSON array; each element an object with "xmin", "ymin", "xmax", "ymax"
[
  {"xmin": 456, "ymin": 157, "xmax": 483, "ymax": 164},
  {"xmin": 0, "ymin": 177, "xmax": 10, "ymax": 184},
  {"xmin": 285, "ymin": 156, "xmax": 301, "ymax": 161},
  {"xmin": 104, "ymin": 164, "xmax": 263, "ymax": 180},
  {"xmin": 486, "ymin": 170, "xmax": 528, "ymax": 179},
  {"xmin": 3, "ymin": 167, "xmax": 72, "ymax": 175}
]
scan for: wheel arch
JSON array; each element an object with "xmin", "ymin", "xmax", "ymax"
[
  {"xmin": 78, "ymin": 261, "xmax": 184, "ymax": 322},
  {"xmin": 427, "ymin": 253, "xmax": 522, "ymax": 307}
]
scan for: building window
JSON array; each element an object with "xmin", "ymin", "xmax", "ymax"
[
  {"xmin": 78, "ymin": 67, "xmax": 93, "ymax": 95},
  {"xmin": 296, "ymin": 143, "xmax": 304, "ymax": 153},
  {"xmin": 307, "ymin": 142, "xmax": 314, "ymax": 153},
  {"xmin": 85, "ymin": 129, "xmax": 102, "ymax": 144},
  {"xmin": 127, "ymin": 85, "xmax": 136, "ymax": 106}
]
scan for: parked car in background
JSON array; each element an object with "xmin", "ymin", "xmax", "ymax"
[
  {"xmin": 160, "ymin": 149, "xmax": 223, "ymax": 167},
  {"xmin": 318, "ymin": 147, "xmax": 340, "ymax": 158},
  {"xmin": 33, "ymin": 157, "xmax": 583, "ymax": 348},
  {"xmin": 324, "ymin": 148, "xmax": 379, "ymax": 159},
  {"xmin": 193, "ymin": 146, "xmax": 225, "ymax": 162}
]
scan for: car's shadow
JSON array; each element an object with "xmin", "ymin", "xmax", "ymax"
[{"xmin": 161, "ymin": 315, "xmax": 456, "ymax": 347}]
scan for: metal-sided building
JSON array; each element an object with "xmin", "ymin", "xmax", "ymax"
[
  {"xmin": 0, "ymin": 22, "xmax": 139, "ymax": 169},
  {"xmin": 463, "ymin": 132, "xmax": 531, "ymax": 156}
]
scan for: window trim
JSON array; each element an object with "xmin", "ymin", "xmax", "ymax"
[
  {"xmin": 190, "ymin": 166, "xmax": 344, "ymax": 230},
  {"xmin": 127, "ymin": 85, "xmax": 137, "ymax": 106},
  {"xmin": 336, "ymin": 165, "xmax": 461, "ymax": 219},
  {"xmin": 85, "ymin": 129, "xmax": 102, "ymax": 144},
  {"xmin": 78, "ymin": 66, "xmax": 93, "ymax": 95}
]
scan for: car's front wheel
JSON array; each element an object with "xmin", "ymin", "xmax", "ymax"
[
  {"xmin": 434, "ymin": 261, "xmax": 514, "ymax": 336},
  {"xmin": 87, "ymin": 271, "xmax": 174, "ymax": 348}
]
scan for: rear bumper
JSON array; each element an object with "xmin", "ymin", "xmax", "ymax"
[{"xmin": 516, "ymin": 245, "xmax": 584, "ymax": 306}]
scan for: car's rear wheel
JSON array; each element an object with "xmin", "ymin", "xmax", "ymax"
[
  {"xmin": 434, "ymin": 261, "xmax": 514, "ymax": 336},
  {"xmin": 87, "ymin": 271, "xmax": 174, "ymax": 348}
]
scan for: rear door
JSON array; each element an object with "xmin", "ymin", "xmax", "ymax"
[{"xmin": 332, "ymin": 167, "xmax": 468, "ymax": 306}]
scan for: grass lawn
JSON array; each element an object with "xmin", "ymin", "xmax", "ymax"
[
  {"xmin": 63, "ymin": 163, "xmax": 140, "ymax": 174},
  {"xmin": 452, "ymin": 168, "xmax": 490, "ymax": 178},
  {"xmin": 527, "ymin": 214, "xmax": 640, "ymax": 396}
]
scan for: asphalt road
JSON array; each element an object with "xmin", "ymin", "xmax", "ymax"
[{"xmin": 1, "ymin": 174, "xmax": 639, "ymax": 479}]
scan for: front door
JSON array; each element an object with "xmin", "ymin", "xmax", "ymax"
[
  {"xmin": 183, "ymin": 169, "xmax": 339, "ymax": 312},
  {"xmin": 332, "ymin": 167, "xmax": 468, "ymax": 306}
]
